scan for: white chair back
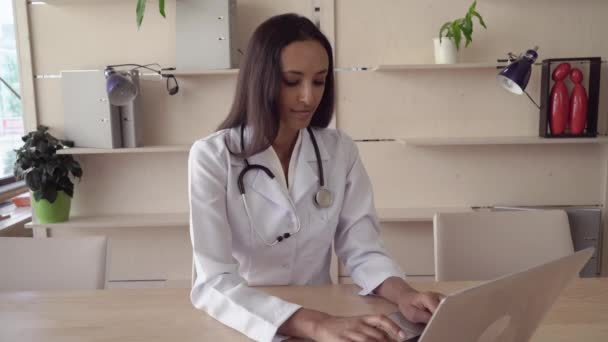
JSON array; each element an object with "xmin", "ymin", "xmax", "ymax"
[
  {"xmin": 433, "ymin": 210, "xmax": 574, "ymax": 281},
  {"xmin": 0, "ymin": 236, "xmax": 108, "ymax": 291}
]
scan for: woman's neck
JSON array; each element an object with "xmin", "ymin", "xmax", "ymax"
[{"xmin": 272, "ymin": 126, "xmax": 300, "ymax": 163}]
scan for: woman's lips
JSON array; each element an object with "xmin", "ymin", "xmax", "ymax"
[{"xmin": 291, "ymin": 109, "xmax": 312, "ymax": 117}]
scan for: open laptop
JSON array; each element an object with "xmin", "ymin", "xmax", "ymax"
[{"xmin": 389, "ymin": 248, "xmax": 594, "ymax": 342}]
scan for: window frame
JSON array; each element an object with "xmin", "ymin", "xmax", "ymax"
[{"xmin": 0, "ymin": 0, "xmax": 38, "ymax": 197}]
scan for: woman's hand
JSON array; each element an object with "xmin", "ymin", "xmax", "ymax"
[
  {"xmin": 312, "ymin": 314, "xmax": 408, "ymax": 342},
  {"xmin": 396, "ymin": 290, "xmax": 444, "ymax": 324}
]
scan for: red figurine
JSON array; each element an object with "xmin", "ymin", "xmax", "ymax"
[
  {"xmin": 569, "ymin": 67, "xmax": 588, "ymax": 135},
  {"xmin": 549, "ymin": 63, "xmax": 571, "ymax": 135}
]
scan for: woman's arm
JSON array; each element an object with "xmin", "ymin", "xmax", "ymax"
[{"xmin": 189, "ymin": 138, "xmax": 301, "ymax": 342}]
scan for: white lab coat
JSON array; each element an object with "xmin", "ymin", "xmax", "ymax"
[{"xmin": 188, "ymin": 126, "xmax": 404, "ymax": 342}]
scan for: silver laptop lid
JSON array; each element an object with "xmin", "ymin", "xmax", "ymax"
[{"xmin": 418, "ymin": 248, "xmax": 594, "ymax": 342}]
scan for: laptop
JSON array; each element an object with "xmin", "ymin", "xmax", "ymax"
[{"xmin": 389, "ymin": 248, "xmax": 594, "ymax": 342}]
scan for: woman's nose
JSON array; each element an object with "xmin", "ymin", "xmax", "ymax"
[{"xmin": 298, "ymin": 84, "xmax": 313, "ymax": 105}]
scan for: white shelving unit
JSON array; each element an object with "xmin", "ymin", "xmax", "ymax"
[
  {"xmin": 163, "ymin": 69, "xmax": 239, "ymax": 76},
  {"xmin": 399, "ymin": 136, "xmax": 608, "ymax": 147},
  {"xmin": 25, "ymin": 212, "xmax": 189, "ymax": 230},
  {"xmin": 56, "ymin": 145, "xmax": 191, "ymax": 155},
  {"xmin": 25, "ymin": 207, "xmax": 473, "ymax": 236},
  {"xmin": 373, "ymin": 63, "xmax": 507, "ymax": 71},
  {"xmin": 376, "ymin": 207, "xmax": 472, "ymax": 222}
]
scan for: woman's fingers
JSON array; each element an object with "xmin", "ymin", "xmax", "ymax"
[
  {"xmin": 343, "ymin": 330, "xmax": 381, "ymax": 342},
  {"xmin": 419, "ymin": 291, "xmax": 441, "ymax": 313},
  {"xmin": 364, "ymin": 315, "xmax": 405, "ymax": 341},
  {"xmin": 407, "ymin": 307, "xmax": 432, "ymax": 323}
]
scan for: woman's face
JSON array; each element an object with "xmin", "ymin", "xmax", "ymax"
[{"xmin": 278, "ymin": 40, "xmax": 329, "ymax": 133}]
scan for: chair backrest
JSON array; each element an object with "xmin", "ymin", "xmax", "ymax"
[
  {"xmin": 433, "ymin": 210, "xmax": 574, "ymax": 281},
  {"xmin": 0, "ymin": 236, "xmax": 108, "ymax": 291}
]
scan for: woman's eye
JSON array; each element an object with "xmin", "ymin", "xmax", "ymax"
[
  {"xmin": 314, "ymin": 80, "xmax": 326, "ymax": 86},
  {"xmin": 284, "ymin": 79, "xmax": 299, "ymax": 86}
]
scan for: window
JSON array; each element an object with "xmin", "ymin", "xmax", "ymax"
[{"xmin": 0, "ymin": 0, "xmax": 25, "ymax": 188}]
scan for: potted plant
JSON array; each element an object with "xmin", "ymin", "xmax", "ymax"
[
  {"xmin": 434, "ymin": 0, "xmax": 487, "ymax": 64},
  {"xmin": 136, "ymin": 0, "xmax": 166, "ymax": 29},
  {"xmin": 13, "ymin": 126, "xmax": 83, "ymax": 224}
]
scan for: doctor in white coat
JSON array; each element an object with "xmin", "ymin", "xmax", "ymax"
[{"xmin": 188, "ymin": 13, "xmax": 443, "ymax": 342}]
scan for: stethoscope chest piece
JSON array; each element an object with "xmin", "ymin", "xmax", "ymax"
[{"xmin": 314, "ymin": 187, "xmax": 334, "ymax": 208}]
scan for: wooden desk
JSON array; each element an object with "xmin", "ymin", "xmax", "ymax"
[{"xmin": 1, "ymin": 279, "xmax": 607, "ymax": 341}]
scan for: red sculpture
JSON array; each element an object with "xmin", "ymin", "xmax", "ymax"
[
  {"xmin": 550, "ymin": 63, "xmax": 571, "ymax": 135},
  {"xmin": 569, "ymin": 67, "xmax": 588, "ymax": 135}
]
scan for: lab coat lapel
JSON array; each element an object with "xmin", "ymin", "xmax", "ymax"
[
  {"xmin": 249, "ymin": 147, "xmax": 292, "ymax": 211},
  {"xmin": 293, "ymin": 128, "xmax": 330, "ymax": 205}
]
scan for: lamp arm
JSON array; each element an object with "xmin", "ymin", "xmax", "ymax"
[
  {"xmin": 524, "ymin": 89, "xmax": 540, "ymax": 109},
  {"xmin": 0, "ymin": 75, "xmax": 21, "ymax": 100}
]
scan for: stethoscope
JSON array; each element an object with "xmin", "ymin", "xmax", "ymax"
[{"xmin": 237, "ymin": 125, "xmax": 334, "ymax": 246}]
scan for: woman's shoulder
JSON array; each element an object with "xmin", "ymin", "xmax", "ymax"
[{"xmin": 189, "ymin": 128, "xmax": 234, "ymax": 160}]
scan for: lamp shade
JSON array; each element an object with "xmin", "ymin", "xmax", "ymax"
[
  {"xmin": 497, "ymin": 48, "xmax": 539, "ymax": 95},
  {"xmin": 105, "ymin": 69, "xmax": 138, "ymax": 106}
]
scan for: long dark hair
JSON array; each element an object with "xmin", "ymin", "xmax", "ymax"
[{"xmin": 218, "ymin": 13, "xmax": 335, "ymax": 158}]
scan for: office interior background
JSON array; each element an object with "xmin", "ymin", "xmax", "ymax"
[{"xmin": 0, "ymin": 0, "xmax": 607, "ymax": 288}]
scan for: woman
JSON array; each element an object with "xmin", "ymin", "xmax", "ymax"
[{"xmin": 188, "ymin": 13, "xmax": 442, "ymax": 342}]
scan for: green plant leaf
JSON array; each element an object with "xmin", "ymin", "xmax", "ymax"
[
  {"xmin": 469, "ymin": 0, "xmax": 477, "ymax": 13},
  {"xmin": 136, "ymin": 0, "xmax": 146, "ymax": 29},
  {"xmin": 462, "ymin": 15, "xmax": 473, "ymax": 47},
  {"xmin": 439, "ymin": 22, "xmax": 452, "ymax": 42},
  {"xmin": 41, "ymin": 183, "xmax": 58, "ymax": 203},
  {"xmin": 25, "ymin": 169, "xmax": 42, "ymax": 191},
  {"xmin": 451, "ymin": 20, "xmax": 462, "ymax": 50},
  {"xmin": 159, "ymin": 0, "xmax": 166, "ymax": 18},
  {"xmin": 472, "ymin": 10, "xmax": 487, "ymax": 29}
]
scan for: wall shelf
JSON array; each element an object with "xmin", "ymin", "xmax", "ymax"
[
  {"xmin": 373, "ymin": 63, "xmax": 506, "ymax": 71},
  {"xmin": 25, "ymin": 207, "xmax": 472, "ymax": 231},
  {"xmin": 163, "ymin": 69, "xmax": 239, "ymax": 76},
  {"xmin": 57, "ymin": 145, "xmax": 191, "ymax": 155},
  {"xmin": 377, "ymin": 207, "xmax": 472, "ymax": 222},
  {"xmin": 399, "ymin": 136, "xmax": 608, "ymax": 147},
  {"xmin": 25, "ymin": 213, "xmax": 190, "ymax": 230}
]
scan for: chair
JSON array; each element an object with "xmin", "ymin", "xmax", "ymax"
[
  {"xmin": 0, "ymin": 236, "xmax": 108, "ymax": 291},
  {"xmin": 433, "ymin": 210, "xmax": 574, "ymax": 281}
]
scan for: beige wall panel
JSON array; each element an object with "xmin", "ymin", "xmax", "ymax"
[
  {"xmin": 140, "ymin": 75, "xmax": 237, "ymax": 145},
  {"xmin": 50, "ymin": 227, "xmax": 191, "ymax": 282},
  {"xmin": 338, "ymin": 222, "xmax": 435, "ymax": 277},
  {"xmin": 34, "ymin": 71, "xmax": 237, "ymax": 145},
  {"xmin": 601, "ymin": 146, "xmax": 608, "ymax": 276},
  {"xmin": 234, "ymin": 0, "xmax": 314, "ymax": 58},
  {"xmin": 29, "ymin": 1, "xmax": 176, "ymax": 74},
  {"xmin": 358, "ymin": 142, "xmax": 602, "ymax": 208},
  {"xmin": 70, "ymin": 153, "xmax": 188, "ymax": 215},
  {"xmin": 335, "ymin": 0, "xmax": 607, "ymax": 67},
  {"xmin": 29, "ymin": 0, "xmax": 315, "ymax": 74},
  {"xmin": 32, "ymin": 78, "xmax": 64, "ymax": 136},
  {"xmin": 337, "ymin": 68, "xmax": 544, "ymax": 139}
]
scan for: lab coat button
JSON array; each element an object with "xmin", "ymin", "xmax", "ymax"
[{"xmin": 281, "ymin": 263, "xmax": 289, "ymax": 268}]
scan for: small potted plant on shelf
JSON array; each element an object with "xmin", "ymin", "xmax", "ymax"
[
  {"xmin": 434, "ymin": 0, "xmax": 487, "ymax": 64},
  {"xmin": 13, "ymin": 126, "xmax": 82, "ymax": 224}
]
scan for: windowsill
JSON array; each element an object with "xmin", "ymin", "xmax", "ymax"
[{"xmin": 0, "ymin": 180, "xmax": 27, "ymax": 203}]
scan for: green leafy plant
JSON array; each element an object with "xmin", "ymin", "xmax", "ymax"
[
  {"xmin": 13, "ymin": 126, "xmax": 83, "ymax": 202},
  {"xmin": 439, "ymin": 0, "xmax": 487, "ymax": 50},
  {"xmin": 136, "ymin": 0, "xmax": 166, "ymax": 29}
]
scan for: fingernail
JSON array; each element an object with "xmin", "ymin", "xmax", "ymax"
[{"xmin": 399, "ymin": 330, "xmax": 407, "ymax": 340}]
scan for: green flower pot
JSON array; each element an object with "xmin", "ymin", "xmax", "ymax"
[{"xmin": 32, "ymin": 191, "xmax": 72, "ymax": 224}]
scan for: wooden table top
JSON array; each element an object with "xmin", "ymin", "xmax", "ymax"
[{"xmin": 1, "ymin": 279, "xmax": 607, "ymax": 341}]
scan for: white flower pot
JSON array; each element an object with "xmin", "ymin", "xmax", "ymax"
[{"xmin": 433, "ymin": 37, "xmax": 459, "ymax": 64}]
